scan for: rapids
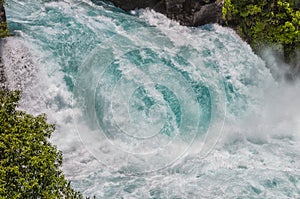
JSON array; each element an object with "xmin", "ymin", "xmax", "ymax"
[{"xmin": 3, "ymin": 0, "xmax": 300, "ymax": 197}]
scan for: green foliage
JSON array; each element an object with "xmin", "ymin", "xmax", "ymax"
[
  {"xmin": 0, "ymin": 90, "xmax": 83, "ymax": 198},
  {"xmin": 0, "ymin": 22, "xmax": 9, "ymax": 38},
  {"xmin": 222, "ymin": 0, "xmax": 238, "ymax": 21},
  {"xmin": 222, "ymin": 0, "xmax": 300, "ymax": 63}
]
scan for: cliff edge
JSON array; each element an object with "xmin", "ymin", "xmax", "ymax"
[{"xmin": 108, "ymin": 0, "xmax": 224, "ymax": 26}]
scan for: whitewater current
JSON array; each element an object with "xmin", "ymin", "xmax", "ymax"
[{"xmin": 3, "ymin": 0, "xmax": 300, "ymax": 198}]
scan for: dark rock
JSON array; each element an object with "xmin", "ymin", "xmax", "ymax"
[
  {"xmin": 0, "ymin": 2, "xmax": 8, "ymax": 38},
  {"xmin": 108, "ymin": 0, "xmax": 160, "ymax": 11},
  {"xmin": 193, "ymin": 3, "xmax": 222, "ymax": 26},
  {"xmin": 108, "ymin": 0, "xmax": 223, "ymax": 26},
  {"xmin": 0, "ymin": 3, "xmax": 8, "ymax": 90},
  {"xmin": 0, "ymin": 3, "xmax": 6, "ymax": 24}
]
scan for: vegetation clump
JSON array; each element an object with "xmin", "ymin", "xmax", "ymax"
[
  {"xmin": 0, "ymin": 22, "xmax": 8, "ymax": 38},
  {"xmin": 222, "ymin": 0, "xmax": 300, "ymax": 65},
  {"xmin": 0, "ymin": 90, "xmax": 83, "ymax": 198}
]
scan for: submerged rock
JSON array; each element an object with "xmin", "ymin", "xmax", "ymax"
[{"xmin": 108, "ymin": 0, "xmax": 223, "ymax": 26}]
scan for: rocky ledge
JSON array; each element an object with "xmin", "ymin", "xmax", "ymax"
[{"xmin": 108, "ymin": 0, "xmax": 223, "ymax": 26}]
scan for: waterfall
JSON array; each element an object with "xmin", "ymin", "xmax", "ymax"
[{"xmin": 3, "ymin": 0, "xmax": 300, "ymax": 197}]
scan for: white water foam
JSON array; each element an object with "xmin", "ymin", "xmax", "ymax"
[{"xmin": 4, "ymin": 0, "xmax": 300, "ymax": 197}]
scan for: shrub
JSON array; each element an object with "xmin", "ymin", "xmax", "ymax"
[
  {"xmin": 0, "ymin": 90, "xmax": 83, "ymax": 198},
  {"xmin": 0, "ymin": 22, "xmax": 9, "ymax": 38},
  {"xmin": 222, "ymin": 0, "xmax": 300, "ymax": 64}
]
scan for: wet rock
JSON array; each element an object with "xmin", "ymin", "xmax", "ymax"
[
  {"xmin": 108, "ymin": 0, "xmax": 223, "ymax": 26},
  {"xmin": 0, "ymin": 3, "xmax": 6, "ymax": 24}
]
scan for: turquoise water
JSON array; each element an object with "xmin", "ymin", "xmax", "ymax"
[{"xmin": 4, "ymin": 0, "xmax": 300, "ymax": 198}]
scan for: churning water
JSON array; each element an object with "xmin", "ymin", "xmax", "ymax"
[{"xmin": 3, "ymin": 0, "xmax": 300, "ymax": 198}]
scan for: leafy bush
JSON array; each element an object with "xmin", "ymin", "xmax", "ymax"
[
  {"xmin": 0, "ymin": 22, "xmax": 9, "ymax": 38},
  {"xmin": 222, "ymin": 0, "xmax": 300, "ymax": 64},
  {"xmin": 0, "ymin": 90, "xmax": 83, "ymax": 198}
]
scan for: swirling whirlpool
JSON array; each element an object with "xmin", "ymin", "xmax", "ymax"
[{"xmin": 75, "ymin": 30, "xmax": 226, "ymax": 173}]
